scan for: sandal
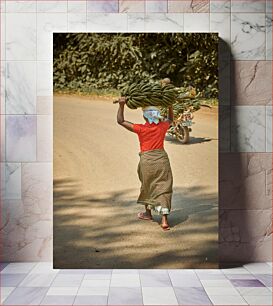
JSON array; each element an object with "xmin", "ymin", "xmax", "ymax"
[
  {"xmin": 161, "ymin": 224, "xmax": 171, "ymax": 231},
  {"xmin": 138, "ymin": 212, "xmax": 153, "ymax": 221}
]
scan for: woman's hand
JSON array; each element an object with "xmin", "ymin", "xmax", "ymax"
[
  {"xmin": 118, "ymin": 97, "xmax": 126, "ymax": 105},
  {"xmin": 167, "ymin": 105, "xmax": 174, "ymax": 122}
]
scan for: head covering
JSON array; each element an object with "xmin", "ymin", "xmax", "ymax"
[
  {"xmin": 142, "ymin": 106, "xmax": 163, "ymax": 124},
  {"xmin": 160, "ymin": 78, "xmax": 171, "ymax": 87}
]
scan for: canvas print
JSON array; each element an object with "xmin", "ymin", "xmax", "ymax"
[{"xmin": 53, "ymin": 33, "xmax": 219, "ymax": 268}]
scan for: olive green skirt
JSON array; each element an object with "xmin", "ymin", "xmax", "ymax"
[{"xmin": 137, "ymin": 149, "xmax": 173, "ymax": 215}]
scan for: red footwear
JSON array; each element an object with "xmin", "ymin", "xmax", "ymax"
[
  {"xmin": 138, "ymin": 212, "xmax": 153, "ymax": 221},
  {"xmin": 161, "ymin": 224, "xmax": 170, "ymax": 231}
]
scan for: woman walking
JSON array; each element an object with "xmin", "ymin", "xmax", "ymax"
[{"xmin": 117, "ymin": 97, "xmax": 174, "ymax": 231}]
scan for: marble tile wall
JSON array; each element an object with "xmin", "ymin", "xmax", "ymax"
[{"xmin": 0, "ymin": 0, "xmax": 272, "ymax": 263}]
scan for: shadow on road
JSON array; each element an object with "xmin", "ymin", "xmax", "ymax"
[
  {"xmin": 53, "ymin": 177, "xmax": 218, "ymax": 269},
  {"xmin": 165, "ymin": 135, "xmax": 217, "ymax": 145}
]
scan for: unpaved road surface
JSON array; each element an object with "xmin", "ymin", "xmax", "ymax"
[{"xmin": 53, "ymin": 95, "xmax": 218, "ymax": 269}]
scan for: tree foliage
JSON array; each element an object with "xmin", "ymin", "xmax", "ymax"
[{"xmin": 53, "ymin": 33, "xmax": 218, "ymax": 98}]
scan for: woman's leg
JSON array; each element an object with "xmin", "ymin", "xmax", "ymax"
[
  {"xmin": 137, "ymin": 205, "xmax": 153, "ymax": 221},
  {"xmin": 145, "ymin": 205, "xmax": 152, "ymax": 217},
  {"xmin": 161, "ymin": 214, "xmax": 170, "ymax": 229}
]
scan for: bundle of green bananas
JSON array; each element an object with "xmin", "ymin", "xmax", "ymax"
[
  {"xmin": 120, "ymin": 81, "xmax": 178, "ymax": 109},
  {"xmin": 160, "ymin": 99, "xmax": 201, "ymax": 118}
]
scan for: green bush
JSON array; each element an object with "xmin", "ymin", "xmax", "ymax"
[{"xmin": 53, "ymin": 33, "xmax": 218, "ymax": 98}]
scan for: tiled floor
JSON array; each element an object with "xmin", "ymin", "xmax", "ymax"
[{"xmin": 0, "ymin": 262, "xmax": 272, "ymax": 305}]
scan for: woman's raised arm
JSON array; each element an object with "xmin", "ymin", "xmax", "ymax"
[
  {"xmin": 117, "ymin": 98, "xmax": 134, "ymax": 132},
  {"xmin": 167, "ymin": 105, "xmax": 174, "ymax": 123}
]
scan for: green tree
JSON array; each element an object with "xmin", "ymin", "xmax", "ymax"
[{"xmin": 53, "ymin": 33, "xmax": 218, "ymax": 98}]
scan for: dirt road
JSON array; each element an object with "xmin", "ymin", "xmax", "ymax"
[{"xmin": 53, "ymin": 95, "xmax": 218, "ymax": 269}]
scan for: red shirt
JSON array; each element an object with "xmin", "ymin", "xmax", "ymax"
[{"xmin": 132, "ymin": 121, "xmax": 170, "ymax": 152}]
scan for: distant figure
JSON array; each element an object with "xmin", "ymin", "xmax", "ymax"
[{"xmin": 116, "ymin": 98, "xmax": 174, "ymax": 231}]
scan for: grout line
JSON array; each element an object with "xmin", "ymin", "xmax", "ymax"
[
  {"xmin": 66, "ymin": 0, "xmax": 68, "ymax": 30},
  {"xmin": 35, "ymin": 1, "xmax": 38, "ymax": 162},
  {"xmin": 196, "ymin": 270, "xmax": 260, "ymax": 305},
  {"xmin": 144, "ymin": 0, "xmax": 146, "ymax": 31},
  {"xmin": 2, "ymin": 160, "xmax": 52, "ymax": 164},
  {"xmin": 4, "ymin": 8, "xmax": 6, "ymax": 175},
  {"xmin": 86, "ymin": 0, "xmax": 87, "ymax": 31},
  {"xmin": 243, "ymin": 262, "xmax": 273, "ymax": 272},
  {"xmin": 0, "ymin": 12, "xmax": 3, "ymax": 254},
  {"xmin": 265, "ymin": 11, "xmax": 268, "ymax": 60},
  {"xmin": 4, "ymin": 113, "xmax": 51, "ymax": 116},
  {"xmin": 138, "ymin": 269, "xmax": 144, "ymax": 305},
  {"xmin": 229, "ymin": 2, "xmax": 232, "ymax": 152},
  {"xmin": 35, "ymin": 110, "xmax": 38, "ymax": 162},
  {"xmin": 106, "ymin": 268, "xmax": 113, "ymax": 305},
  {"xmin": 265, "ymin": 104, "xmax": 268, "ymax": 152},
  {"xmin": 194, "ymin": 268, "xmax": 220, "ymax": 304},
  {"xmin": 126, "ymin": 8, "xmax": 129, "ymax": 30},
  {"xmin": 71, "ymin": 272, "xmax": 84, "ymax": 305}
]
